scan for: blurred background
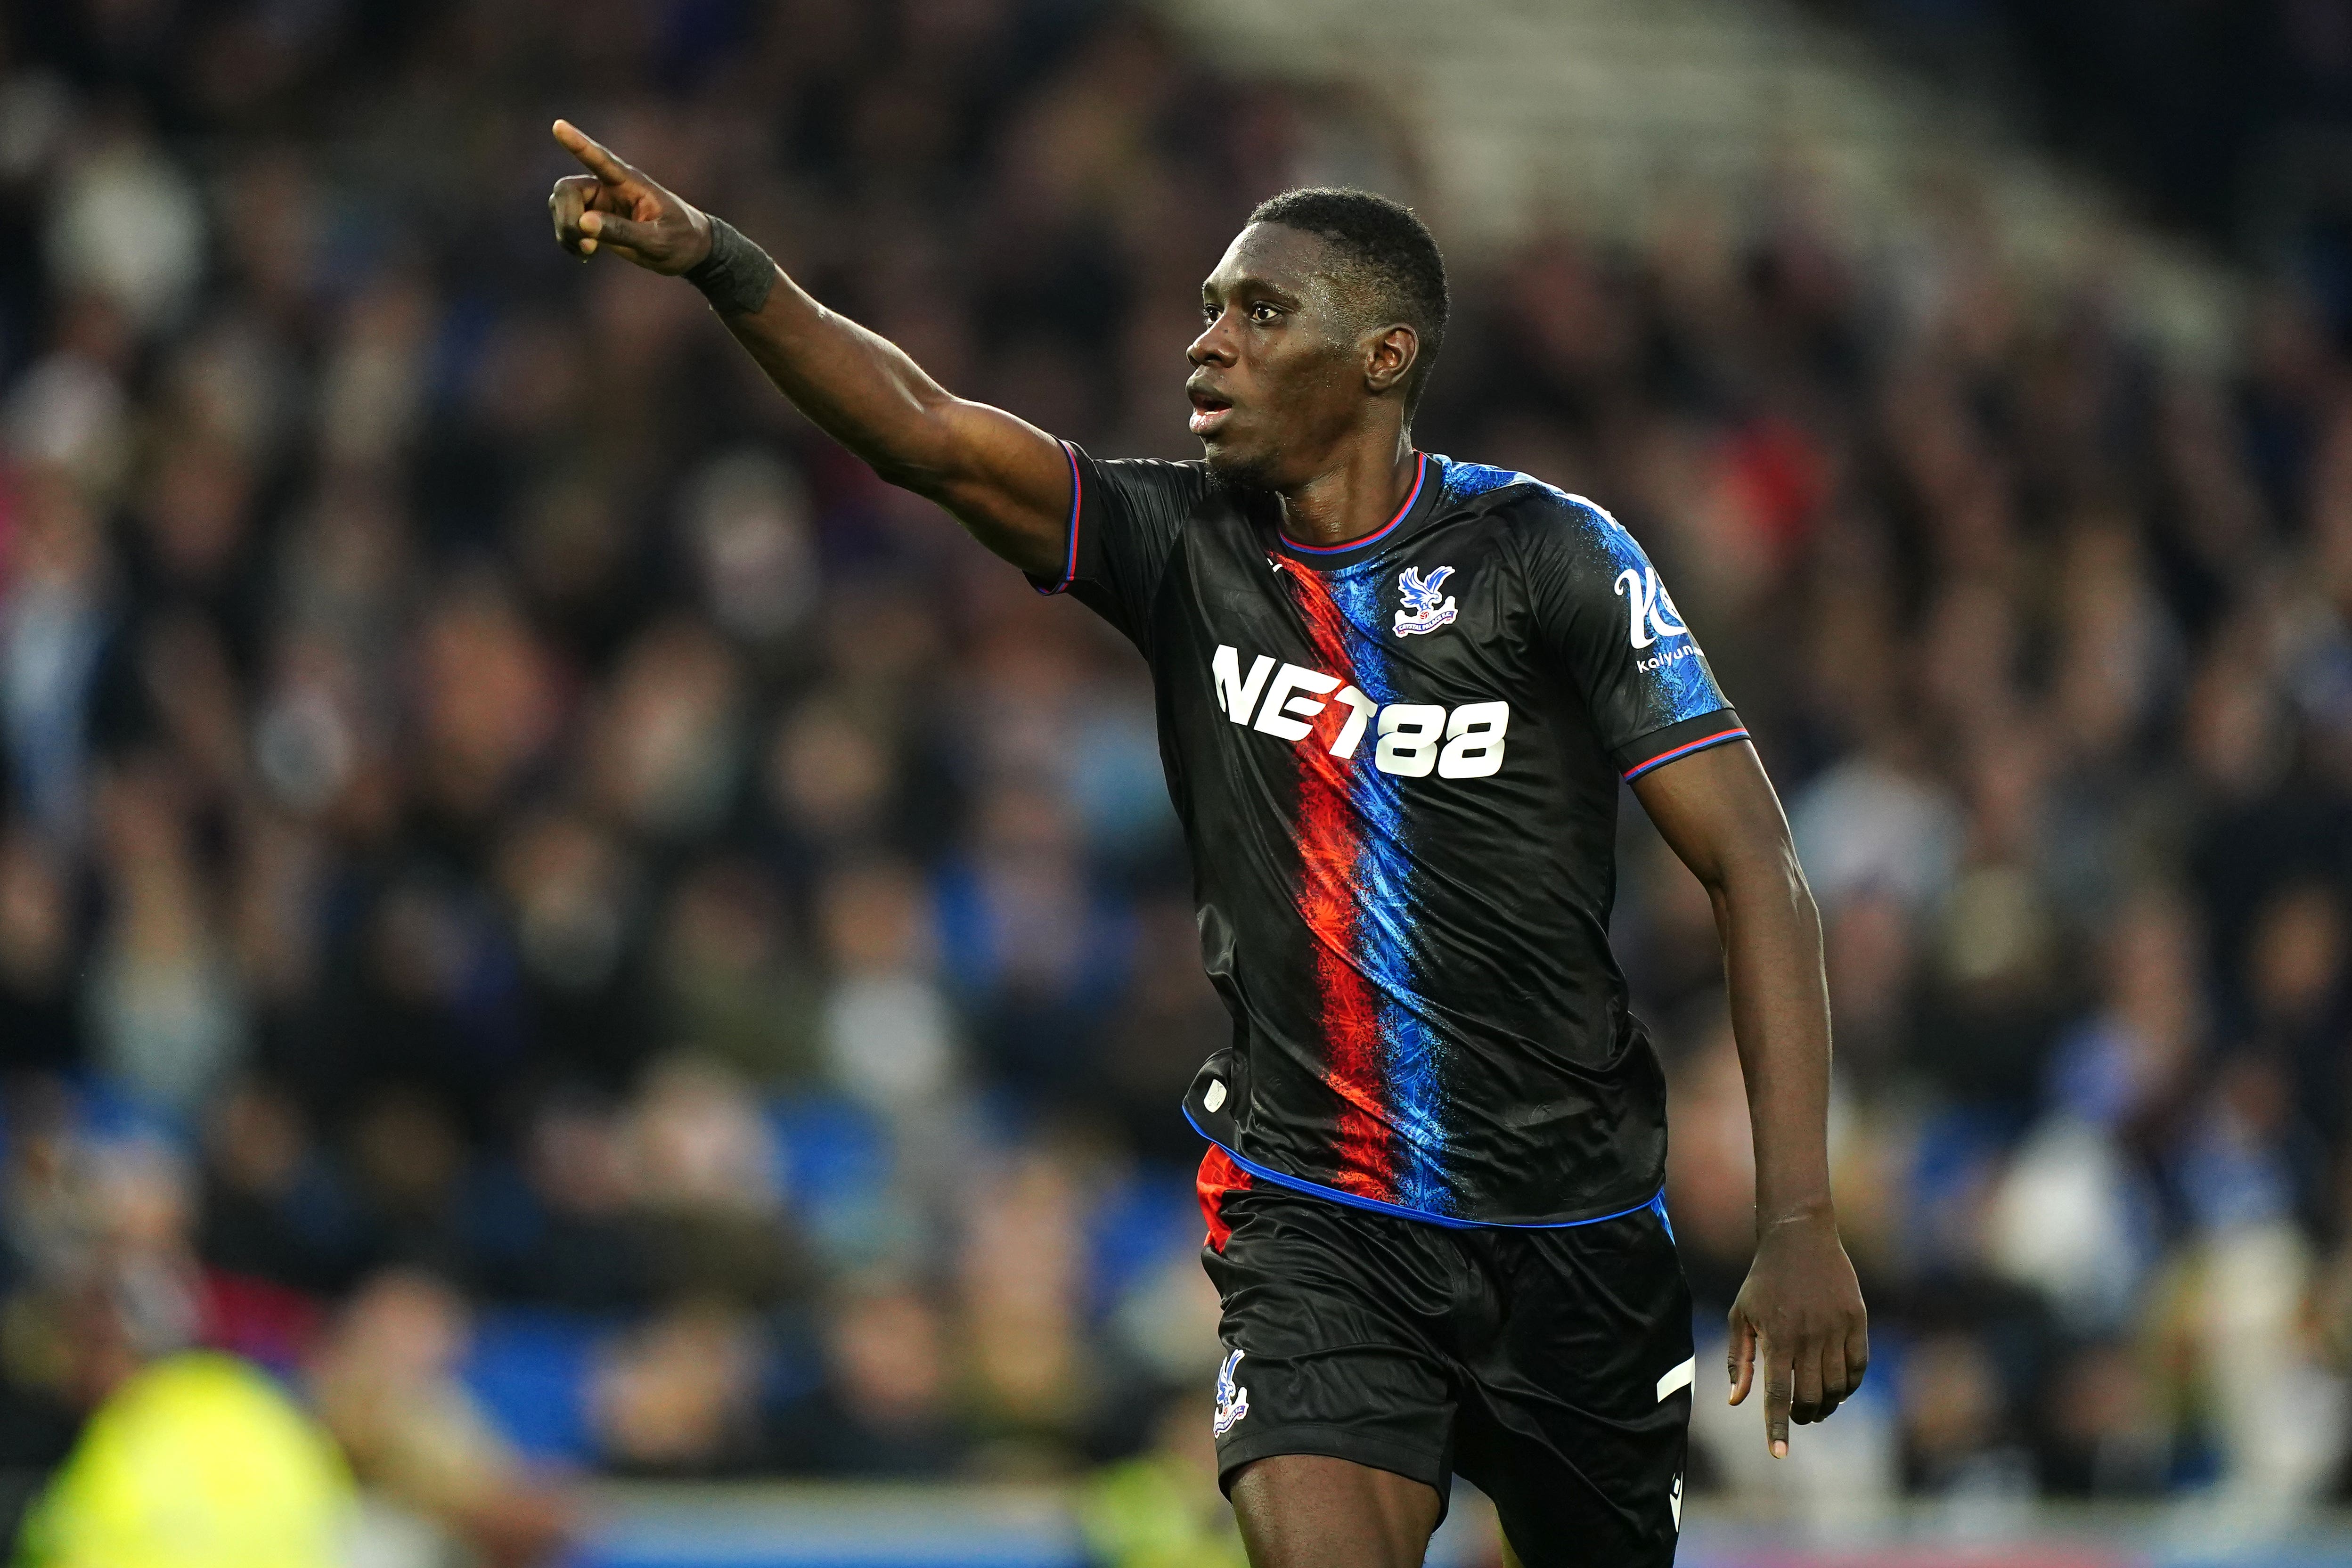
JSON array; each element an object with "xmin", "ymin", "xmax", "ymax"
[{"xmin": 3, "ymin": 0, "xmax": 2352, "ymax": 1564}]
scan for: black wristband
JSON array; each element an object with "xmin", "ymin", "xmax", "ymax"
[{"xmin": 683, "ymin": 216, "xmax": 777, "ymax": 318}]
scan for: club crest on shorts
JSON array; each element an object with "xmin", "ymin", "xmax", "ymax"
[
  {"xmin": 1213, "ymin": 1348, "xmax": 1250, "ymax": 1437},
  {"xmin": 1394, "ymin": 565, "xmax": 1458, "ymax": 637}
]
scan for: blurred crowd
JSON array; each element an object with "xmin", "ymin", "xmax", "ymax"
[
  {"xmin": 4, "ymin": 0, "xmax": 2352, "ymax": 1560},
  {"xmin": 1829, "ymin": 0, "xmax": 2352, "ymax": 284}
]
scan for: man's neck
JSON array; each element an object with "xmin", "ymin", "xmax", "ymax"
[{"xmin": 1274, "ymin": 435, "xmax": 1420, "ymax": 549}]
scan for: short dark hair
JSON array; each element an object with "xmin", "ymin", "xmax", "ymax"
[{"xmin": 1248, "ymin": 187, "xmax": 1449, "ymax": 409}]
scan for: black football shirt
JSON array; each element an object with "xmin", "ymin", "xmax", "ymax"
[{"xmin": 1031, "ymin": 446, "xmax": 1744, "ymax": 1227}]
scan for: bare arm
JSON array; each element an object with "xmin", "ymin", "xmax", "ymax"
[
  {"xmin": 1630, "ymin": 739, "xmax": 1867, "ymax": 1457},
  {"xmin": 546, "ymin": 120, "xmax": 1069, "ymax": 576}
]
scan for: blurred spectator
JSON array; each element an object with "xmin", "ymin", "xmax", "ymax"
[
  {"xmin": 620, "ymin": 1052, "xmax": 806, "ymax": 1304},
  {"xmin": 652, "ymin": 856, "xmax": 818, "ymax": 1086},
  {"xmin": 1986, "ymin": 889, "xmax": 2197, "ymax": 1335},
  {"xmin": 345, "ymin": 1086, "xmax": 471, "ymax": 1279},
  {"xmin": 771, "ymin": 1275, "xmax": 966, "ymax": 1478},
  {"xmin": 818, "ymin": 858, "xmax": 962, "ymax": 1117},
  {"xmin": 498, "ymin": 809, "xmax": 649, "ymax": 1087},
  {"xmin": 307, "ymin": 1269, "xmax": 575, "ymax": 1566},
  {"xmin": 2034, "ymin": 1340, "xmax": 2171, "ymax": 1500},
  {"xmin": 960, "ymin": 1145, "xmax": 1096, "ymax": 1469},
  {"xmin": 682, "ymin": 450, "xmax": 818, "ymax": 649},
  {"xmin": 588, "ymin": 618, "xmax": 749, "ymax": 844},
  {"xmin": 84, "ymin": 763, "xmax": 246, "ymax": 1114},
  {"xmin": 1664, "ymin": 1019, "xmax": 1758, "ymax": 1315},
  {"xmin": 1899, "ymin": 1331, "xmax": 2033, "ymax": 1498},
  {"xmin": 474, "ymin": 1090, "xmax": 651, "ymax": 1313},
  {"xmin": 196, "ymin": 1078, "xmax": 359, "ymax": 1315},
  {"xmin": 590, "ymin": 1296, "xmax": 767, "ymax": 1478},
  {"xmin": 0, "ymin": 830, "xmax": 80, "ymax": 1075},
  {"xmin": 45, "ymin": 115, "xmax": 205, "ymax": 335}
]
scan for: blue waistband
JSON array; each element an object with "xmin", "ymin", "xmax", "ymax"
[{"xmin": 1186, "ymin": 1103, "xmax": 1672, "ymax": 1237}]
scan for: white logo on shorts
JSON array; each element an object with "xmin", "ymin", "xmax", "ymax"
[{"xmin": 1213, "ymin": 1348, "xmax": 1250, "ymax": 1437}]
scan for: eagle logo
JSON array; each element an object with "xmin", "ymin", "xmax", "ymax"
[
  {"xmin": 1394, "ymin": 565, "xmax": 1459, "ymax": 637},
  {"xmin": 1213, "ymin": 1348, "xmax": 1250, "ymax": 1436}
]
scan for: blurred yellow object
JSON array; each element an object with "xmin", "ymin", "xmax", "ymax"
[
  {"xmin": 1081, "ymin": 1451, "xmax": 1248, "ymax": 1568},
  {"xmin": 14, "ymin": 1351, "xmax": 355, "ymax": 1568}
]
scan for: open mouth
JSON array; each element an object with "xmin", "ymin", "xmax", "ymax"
[{"xmin": 1187, "ymin": 388, "xmax": 1233, "ymax": 436}]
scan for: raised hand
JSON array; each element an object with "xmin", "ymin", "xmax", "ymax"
[
  {"xmin": 536, "ymin": 116, "xmax": 1070, "ymax": 574},
  {"xmin": 547, "ymin": 120, "xmax": 711, "ymax": 274},
  {"xmin": 1726, "ymin": 1211, "xmax": 1869, "ymax": 1458}
]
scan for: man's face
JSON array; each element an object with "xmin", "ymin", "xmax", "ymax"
[{"xmin": 1187, "ymin": 223, "xmax": 1389, "ymax": 487}]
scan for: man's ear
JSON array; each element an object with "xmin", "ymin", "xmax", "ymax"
[{"xmin": 1364, "ymin": 324, "xmax": 1419, "ymax": 397}]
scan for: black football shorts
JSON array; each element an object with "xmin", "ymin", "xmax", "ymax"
[{"xmin": 1202, "ymin": 1183, "xmax": 1695, "ymax": 1566}]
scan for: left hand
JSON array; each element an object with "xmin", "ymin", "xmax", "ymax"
[{"xmin": 1726, "ymin": 1210, "xmax": 1868, "ymax": 1457}]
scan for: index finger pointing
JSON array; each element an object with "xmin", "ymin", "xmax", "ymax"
[
  {"xmin": 1762, "ymin": 1336, "xmax": 1794, "ymax": 1458},
  {"xmin": 553, "ymin": 120, "xmax": 633, "ymax": 185}
]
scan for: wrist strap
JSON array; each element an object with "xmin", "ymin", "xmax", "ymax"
[{"xmin": 684, "ymin": 216, "xmax": 777, "ymax": 318}]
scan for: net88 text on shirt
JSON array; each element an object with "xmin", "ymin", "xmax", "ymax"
[{"xmin": 1211, "ymin": 645, "xmax": 1510, "ymax": 781}]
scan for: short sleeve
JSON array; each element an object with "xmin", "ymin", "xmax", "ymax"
[
  {"xmin": 1024, "ymin": 441, "xmax": 1203, "ymax": 652},
  {"xmin": 1519, "ymin": 491, "xmax": 1748, "ymax": 779}
]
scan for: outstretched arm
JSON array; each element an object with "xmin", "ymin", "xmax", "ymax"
[
  {"xmin": 1630, "ymin": 739, "xmax": 1867, "ymax": 1458},
  {"xmin": 546, "ymin": 120, "xmax": 1069, "ymax": 577}
]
